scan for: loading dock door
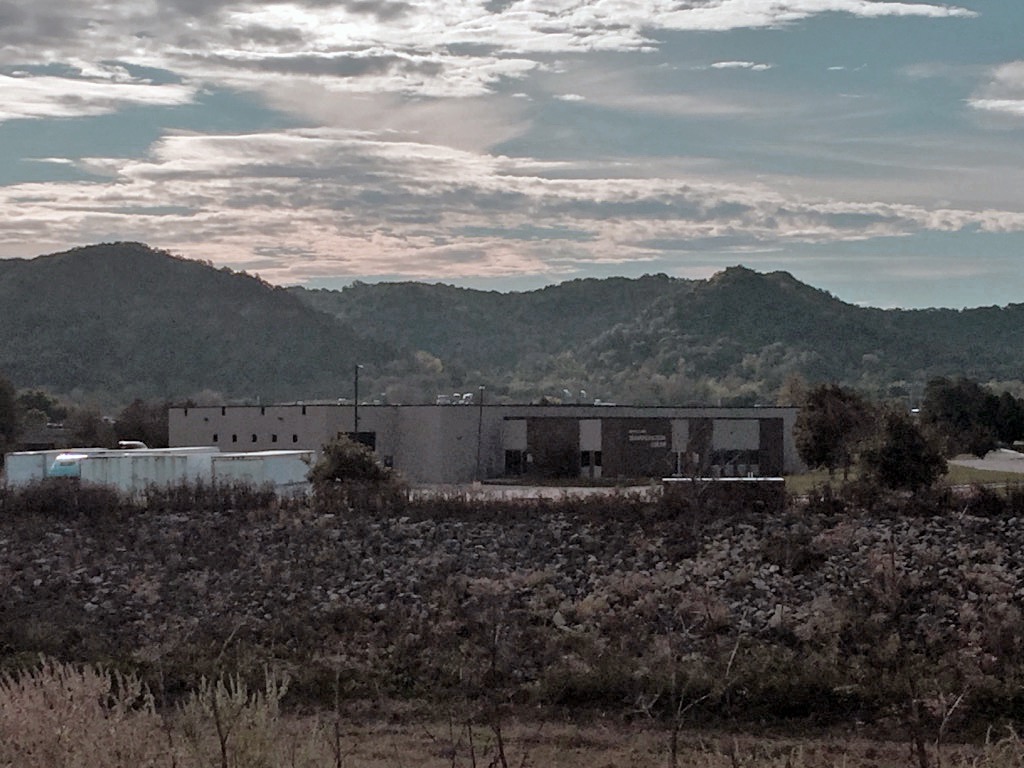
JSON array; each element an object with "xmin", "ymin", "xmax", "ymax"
[
  {"xmin": 579, "ymin": 419, "xmax": 602, "ymax": 479},
  {"xmin": 503, "ymin": 419, "xmax": 528, "ymax": 476}
]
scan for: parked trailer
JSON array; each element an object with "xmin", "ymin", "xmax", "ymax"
[
  {"xmin": 74, "ymin": 447, "xmax": 222, "ymax": 494},
  {"xmin": 211, "ymin": 450, "xmax": 314, "ymax": 496},
  {"xmin": 3, "ymin": 448, "xmax": 107, "ymax": 487},
  {"xmin": 3, "ymin": 446, "xmax": 314, "ymax": 496},
  {"xmin": 78, "ymin": 452, "xmax": 191, "ymax": 494}
]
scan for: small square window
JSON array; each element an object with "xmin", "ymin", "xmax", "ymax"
[
  {"xmin": 251, "ymin": 434, "xmax": 258, "ymax": 443},
  {"xmin": 231, "ymin": 434, "xmax": 238, "ymax": 443},
  {"xmin": 271, "ymin": 434, "xmax": 278, "ymax": 443}
]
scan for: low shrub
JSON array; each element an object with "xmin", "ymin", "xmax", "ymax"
[
  {"xmin": 141, "ymin": 479, "xmax": 281, "ymax": 515},
  {"xmin": 0, "ymin": 479, "xmax": 134, "ymax": 520},
  {"xmin": 962, "ymin": 484, "xmax": 1008, "ymax": 517},
  {"xmin": 309, "ymin": 434, "xmax": 408, "ymax": 514},
  {"xmin": 0, "ymin": 658, "xmax": 162, "ymax": 767}
]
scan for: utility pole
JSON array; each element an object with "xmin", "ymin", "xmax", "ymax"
[
  {"xmin": 353, "ymin": 364, "xmax": 363, "ymax": 437},
  {"xmin": 475, "ymin": 385, "xmax": 485, "ymax": 482}
]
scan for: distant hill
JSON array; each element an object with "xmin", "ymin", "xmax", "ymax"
[
  {"xmin": 293, "ymin": 266, "xmax": 1024, "ymax": 405},
  {"xmin": 3, "ymin": 243, "xmax": 1023, "ymax": 407},
  {"xmin": 0, "ymin": 243, "xmax": 395, "ymax": 403}
]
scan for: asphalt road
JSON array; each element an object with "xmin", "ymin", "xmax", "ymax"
[{"xmin": 949, "ymin": 448, "xmax": 1024, "ymax": 474}]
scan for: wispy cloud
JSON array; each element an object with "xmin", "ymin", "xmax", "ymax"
[
  {"xmin": 969, "ymin": 61, "xmax": 1024, "ymax": 118},
  {"xmin": 710, "ymin": 61, "xmax": 773, "ymax": 71},
  {"xmin": 0, "ymin": 72, "xmax": 195, "ymax": 122},
  {"xmin": 0, "ymin": 1, "xmax": 978, "ymax": 103},
  {"xmin": 1, "ymin": 126, "xmax": 1021, "ymax": 284},
  {"xmin": 0, "ymin": 0, "xmax": 1004, "ymax": 307}
]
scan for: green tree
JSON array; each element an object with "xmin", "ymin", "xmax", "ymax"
[
  {"xmin": 794, "ymin": 384, "xmax": 873, "ymax": 479},
  {"xmin": 994, "ymin": 390, "xmax": 1024, "ymax": 445},
  {"xmin": 15, "ymin": 390, "xmax": 67, "ymax": 422},
  {"xmin": 65, "ymin": 407, "xmax": 117, "ymax": 448},
  {"xmin": 0, "ymin": 374, "xmax": 17, "ymax": 459},
  {"xmin": 861, "ymin": 409, "xmax": 947, "ymax": 492},
  {"xmin": 114, "ymin": 399, "xmax": 169, "ymax": 448},
  {"xmin": 920, "ymin": 377, "xmax": 999, "ymax": 457},
  {"xmin": 309, "ymin": 434, "xmax": 405, "ymax": 512}
]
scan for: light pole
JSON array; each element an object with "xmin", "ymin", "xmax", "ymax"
[
  {"xmin": 475, "ymin": 385, "xmax": 485, "ymax": 482},
  {"xmin": 353, "ymin": 364, "xmax": 363, "ymax": 437}
]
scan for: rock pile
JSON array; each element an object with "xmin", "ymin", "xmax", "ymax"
[{"xmin": 1, "ymin": 495, "xmax": 1021, "ymax": 709}]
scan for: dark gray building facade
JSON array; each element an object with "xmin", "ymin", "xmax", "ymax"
[{"xmin": 169, "ymin": 403, "xmax": 801, "ymax": 484}]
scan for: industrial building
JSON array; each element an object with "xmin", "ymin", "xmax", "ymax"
[{"xmin": 169, "ymin": 403, "xmax": 801, "ymax": 484}]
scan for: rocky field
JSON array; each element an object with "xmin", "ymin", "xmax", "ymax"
[{"xmin": 1, "ymin": 483, "xmax": 1023, "ymax": 737}]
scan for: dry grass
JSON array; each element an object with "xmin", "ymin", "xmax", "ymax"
[{"xmin": 2, "ymin": 659, "xmax": 1024, "ymax": 768}]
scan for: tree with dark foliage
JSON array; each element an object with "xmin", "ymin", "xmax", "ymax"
[
  {"xmin": 794, "ymin": 383, "xmax": 873, "ymax": 479},
  {"xmin": 861, "ymin": 409, "xmax": 947, "ymax": 492},
  {"xmin": 0, "ymin": 374, "xmax": 17, "ymax": 461},
  {"xmin": 114, "ymin": 399, "xmax": 170, "ymax": 448},
  {"xmin": 308, "ymin": 434, "xmax": 406, "ymax": 512},
  {"xmin": 920, "ymin": 377, "xmax": 1024, "ymax": 457}
]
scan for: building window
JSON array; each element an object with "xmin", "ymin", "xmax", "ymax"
[
  {"xmin": 251, "ymin": 434, "xmax": 258, "ymax": 443},
  {"xmin": 212, "ymin": 433, "xmax": 218, "ymax": 443},
  {"xmin": 221, "ymin": 406, "xmax": 226, "ymax": 416},
  {"xmin": 271, "ymin": 434, "xmax": 278, "ymax": 443},
  {"xmin": 260, "ymin": 406, "xmax": 266, "ymax": 416},
  {"xmin": 301, "ymin": 405, "xmax": 307, "ymax": 416},
  {"xmin": 292, "ymin": 434, "xmax": 298, "ymax": 443},
  {"xmin": 231, "ymin": 434, "xmax": 238, "ymax": 443}
]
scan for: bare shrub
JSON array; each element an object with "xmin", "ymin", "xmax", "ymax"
[
  {"xmin": 142, "ymin": 479, "xmax": 280, "ymax": 515},
  {"xmin": 176, "ymin": 669, "xmax": 298, "ymax": 767},
  {"xmin": 0, "ymin": 478, "xmax": 134, "ymax": 520},
  {"xmin": 0, "ymin": 658, "xmax": 162, "ymax": 767},
  {"xmin": 962, "ymin": 484, "xmax": 1008, "ymax": 517}
]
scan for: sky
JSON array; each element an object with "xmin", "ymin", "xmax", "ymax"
[{"xmin": 1, "ymin": 0, "xmax": 1023, "ymax": 309}]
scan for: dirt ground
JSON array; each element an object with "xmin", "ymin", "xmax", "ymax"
[{"xmin": 317, "ymin": 717, "xmax": 1019, "ymax": 768}]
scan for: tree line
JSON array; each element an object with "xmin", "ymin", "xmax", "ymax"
[
  {"xmin": 0, "ymin": 372, "xmax": 169, "ymax": 464},
  {"xmin": 795, "ymin": 376, "xmax": 1024, "ymax": 490}
]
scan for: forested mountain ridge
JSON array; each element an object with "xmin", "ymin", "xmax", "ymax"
[
  {"xmin": 294, "ymin": 265, "xmax": 1024, "ymax": 405},
  {"xmin": 3, "ymin": 243, "xmax": 1023, "ymax": 407},
  {"xmin": 0, "ymin": 243, "xmax": 396, "ymax": 404}
]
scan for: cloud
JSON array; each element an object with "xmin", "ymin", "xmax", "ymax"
[
  {"xmin": 1, "ymin": 126, "xmax": 1021, "ymax": 283},
  {"xmin": 0, "ymin": 0, "xmax": 996, "ymax": 295},
  {"xmin": 710, "ymin": 61, "xmax": 773, "ymax": 71},
  {"xmin": 658, "ymin": 0, "xmax": 975, "ymax": 32},
  {"xmin": 0, "ymin": 0, "xmax": 977, "ymax": 104},
  {"xmin": 969, "ymin": 61, "xmax": 1024, "ymax": 118},
  {"xmin": 0, "ymin": 72, "xmax": 196, "ymax": 122}
]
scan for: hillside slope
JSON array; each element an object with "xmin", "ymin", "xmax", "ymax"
[
  {"xmin": 0, "ymin": 243, "xmax": 395, "ymax": 402},
  {"xmin": 4, "ymin": 242, "xmax": 1023, "ymax": 406},
  {"xmin": 295, "ymin": 266, "xmax": 1024, "ymax": 403}
]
